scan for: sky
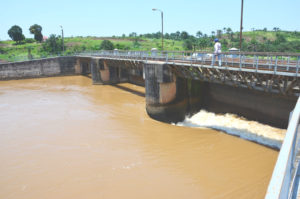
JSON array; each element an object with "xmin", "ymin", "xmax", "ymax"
[{"xmin": 0, "ymin": 0, "xmax": 299, "ymax": 40}]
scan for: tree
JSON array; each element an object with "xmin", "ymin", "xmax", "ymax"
[
  {"xmin": 196, "ymin": 31, "xmax": 203, "ymax": 38},
  {"xmin": 129, "ymin": 32, "xmax": 137, "ymax": 37},
  {"xmin": 34, "ymin": 32, "xmax": 43, "ymax": 42},
  {"xmin": 8, "ymin": 25, "xmax": 25, "ymax": 44},
  {"xmin": 29, "ymin": 24, "xmax": 43, "ymax": 42},
  {"xmin": 183, "ymin": 39, "xmax": 193, "ymax": 50},
  {"xmin": 274, "ymin": 33, "xmax": 286, "ymax": 44},
  {"xmin": 223, "ymin": 27, "xmax": 227, "ymax": 34},
  {"xmin": 211, "ymin": 31, "xmax": 215, "ymax": 37},
  {"xmin": 100, "ymin": 40, "xmax": 114, "ymax": 50},
  {"xmin": 216, "ymin": 30, "xmax": 222, "ymax": 38},
  {"xmin": 226, "ymin": 27, "xmax": 232, "ymax": 35},
  {"xmin": 42, "ymin": 34, "xmax": 63, "ymax": 54},
  {"xmin": 180, "ymin": 31, "xmax": 189, "ymax": 40},
  {"xmin": 198, "ymin": 37, "xmax": 210, "ymax": 50},
  {"xmin": 175, "ymin": 31, "xmax": 181, "ymax": 40}
]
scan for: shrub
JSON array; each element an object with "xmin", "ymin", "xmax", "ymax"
[
  {"xmin": 25, "ymin": 38, "xmax": 35, "ymax": 43},
  {"xmin": 100, "ymin": 40, "xmax": 114, "ymax": 50}
]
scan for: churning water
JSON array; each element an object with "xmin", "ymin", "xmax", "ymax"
[{"xmin": 176, "ymin": 110, "xmax": 285, "ymax": 149}]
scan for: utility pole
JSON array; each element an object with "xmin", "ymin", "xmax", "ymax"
[
  {"xmin": 239, "ymin": 0, "xmax": 244, "ymax": 51},
  {"xmin": 161, "ymin": 11, "xmax": 164, "ymax": 52},
  {"xmin": 60, "ymin": 25, "xmax": 64, "ymax": 55},
  {"xmin": 152, "ymin": 8, "xmax": 164, "ymax": 52}
]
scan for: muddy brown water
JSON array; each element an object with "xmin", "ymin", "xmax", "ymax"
[{"xmin": 0, "ymin": 76, "xmax": 278, "ymax": 199}]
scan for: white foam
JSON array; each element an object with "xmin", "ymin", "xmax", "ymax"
[{"xmin": 175, "ymin": 110, "xmax": 286, "ymax": 149}]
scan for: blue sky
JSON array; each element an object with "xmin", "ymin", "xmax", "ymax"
[{"xmin": 0, "ymin": 0, "xmax": 299, "ymax": 40}]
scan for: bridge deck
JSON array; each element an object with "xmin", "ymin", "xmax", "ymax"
[{"xmin": 78, "ymin": 51, "xmax": 300, "ymax": 96}]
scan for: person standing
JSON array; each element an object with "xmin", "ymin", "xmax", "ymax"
[{"xmin": 212, "ymin": 38, "xmax": 222, "ymax": 67}]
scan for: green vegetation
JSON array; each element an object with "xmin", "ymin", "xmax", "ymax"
[
  {"xmin": 100, "ymin": 40, "xmax": 114, "ymax": 50},
  {"xmin": 0, "ymin": 28, "xmax": 300, "ymax": 62},
  {"xmin": 7, "ymin": 25, "xmax": 25, "ymax": 44},
  {"xmin": 29, "ymin": 24, "xmax": 43, "ymax": 42},
  {"xmin": 42, "ymin": 34, "xmax": 63, "ymax": 54}
]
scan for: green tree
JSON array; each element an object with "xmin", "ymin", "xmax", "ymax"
[
  {"xmin": 180, "ymin": 31, "xmax": 189, "ymax": 40},
  {"xmin": 196, "ymin": 31, "xmax": 203, "ymax": 38},
  {"xmin": 198, "ymin": 37, "xmax": 210, "ymax": 50},
  {"xmin": 29, "ymin": 24, "xmax": 43, "ymax": 42},
  {"xmin": 217, "ymin": 29, "xmax": 222, "ymax": 38},
  {"xmin": 226, "ymin": 27, "xmax": 232, "ymax": 35},
  {"xmin": 274, "ymin": 33, "xmax": 286, "ymax": 44},
  {"xmin": 100, "ymin": 40, "xmax": 114, "ymax": 50},
  {"xmin": 42, "ymin": 34, "xmax": 63, "ymax": 54},
  {"xmin": 34, "ymin": 32, "xmax": 43, "ymax": 42},
  {"xmin": 183, "ymin": 39, "xmax": 193, "ymax": 50},
  {"xmin": 8, "ymin": 25, "xmax": 25, "ymax": 44}
]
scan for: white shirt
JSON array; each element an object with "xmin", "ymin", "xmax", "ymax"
[{"xmin": 214, "ymin": 42, "xmax": 221, "ymax": 54}]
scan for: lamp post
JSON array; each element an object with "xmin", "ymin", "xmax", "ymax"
[
  {"xmin": 152, "ymin": 8, "xmax": 164, "ymax": 52},
  {"xmin": 60, "ymin": 25, "xmax": 64, "ymax": 55},
  {"xmin": 239, "ymin": 0, "xmax": 244, "ymax": 51}
]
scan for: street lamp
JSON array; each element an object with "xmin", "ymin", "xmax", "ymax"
[
  {"xmin": 152, "ymin": 8, "xmax": 164, "ymax": 52},
  {"xmin": 60, "ymin": 25, "xmax": 64, "ymax": 55},
  {"xmin": 239, "ymin": 0, "xmax": 244, "ymax": 51}
]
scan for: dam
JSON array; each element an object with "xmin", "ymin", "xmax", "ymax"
[{"xmin": 0, "ymin": 50, "xmax": 299, "ymax": 198}]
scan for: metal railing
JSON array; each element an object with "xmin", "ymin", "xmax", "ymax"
[
  {"xmin": 265, "ymin": 97, "xmax": 300, "ymax": 199},
  {"xmin": 2, "ymin": 50, "xmax": 300, "ymax": 77},
  {"xmin": 76, "ymin": 50, "xmax": 300, "ymax": 77}
]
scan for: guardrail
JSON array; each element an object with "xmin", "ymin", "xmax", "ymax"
[
  {"xmin": 265, "ymin": 97, "xmax": 300, "ymax": 199},
  {"xmin": 2, "ymin": 50, "xmax": 300, "ymax": 76},
  {"xmin": 77, "ymin": 50, "xmax": 300, "ymax": 76}
]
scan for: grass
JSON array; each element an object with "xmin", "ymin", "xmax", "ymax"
[{"xmin": 0, "ymin": 30, "xmax": 299, "ymax": 62}]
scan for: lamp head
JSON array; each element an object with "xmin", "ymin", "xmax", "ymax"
[{"xmin": 152, "ymin": 8, "xmax": 157, "ymax": 11}]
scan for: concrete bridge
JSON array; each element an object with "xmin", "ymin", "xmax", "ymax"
[
  {"xmin": 0, "ymin": 50, "xmax": 299, "ymax": 127},
  {"xmin": 74, "ymin": 50, "xmax": 299, "ymax": 129}
]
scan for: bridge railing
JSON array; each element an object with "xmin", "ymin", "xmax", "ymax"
[
  {"xmin": 78, "ymin": 50, "xmax": 300, "ymax": 76},
  {"xmin": 265, "ymin": 97, "xmax": 300, "ymax": 199}
]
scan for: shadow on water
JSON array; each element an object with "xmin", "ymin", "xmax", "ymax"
[
  {"xmin": 82, "ymin": 74, "xmax": 92, "ymax": 79},
  {"xmin": 112, "ymin": 84, "xmax": 145, "ymax": 97}
]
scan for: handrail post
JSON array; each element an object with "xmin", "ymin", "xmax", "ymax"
[
  {"xmin": 274, "ymin": 56, "xmax": 278, "ymax": 75},
  {"xmin": 296, "ymin": 56, "xmax": 300, "ymax": 77},
  {"xmin": 239, "ymin": 53, "xmax": 242, "ymax": 71}
]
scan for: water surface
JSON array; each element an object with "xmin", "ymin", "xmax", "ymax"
[{"xmin": 0, "ymin": 76, "xmax": 278, "ymax": 199}]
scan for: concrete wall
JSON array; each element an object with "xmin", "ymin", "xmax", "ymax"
[
  {"xmin": 202, "ymin": 83, "xmax": 297, "ymax": 128},
  {"xmin": 144, "ymin": 62, "xmax": 297, "ymax": 128},
  {"xmin": 0, "ymin": 56, "xmax": 78, "ymax": 80},
  {"xmin": 91, "ymin": 58, "xmax": 145, "ymax": 86}
]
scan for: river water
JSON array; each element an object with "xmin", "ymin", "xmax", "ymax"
[{"xmin": 0, "ymin": 76, "xmax": 278, "ymax": 199}]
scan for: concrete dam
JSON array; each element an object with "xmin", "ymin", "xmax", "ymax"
[
  {"xmin": 1, "ymin": 51, "xmax": 300, "ymax": 199},
  {"xmin": 1, "ymin": 52, "xmax": 297, "ymax": 130}
]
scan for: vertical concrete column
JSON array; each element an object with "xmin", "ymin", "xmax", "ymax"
[
  {"xmin": 74, "ymin": 58, "xmax": 82, "ymax": 74},
  {"xmin": 144, "ymin": 62, "xmax": 189, "ymax": 123},
  {"xmin": 94, "ymin": 60, "xmax": 122, "ymax": 85},
  {"xmin": 91, "ymin": 58, "xmax": 102, "ymax": 85}
]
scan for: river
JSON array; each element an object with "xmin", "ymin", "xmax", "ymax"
[{"xmin": 0, "ymin": 76, "xmax": 278, "ymax": 199}]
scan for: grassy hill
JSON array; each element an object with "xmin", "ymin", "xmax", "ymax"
[{"xmin": 0, "ymin": 30, "xmax": 299, "ymax": 62}]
